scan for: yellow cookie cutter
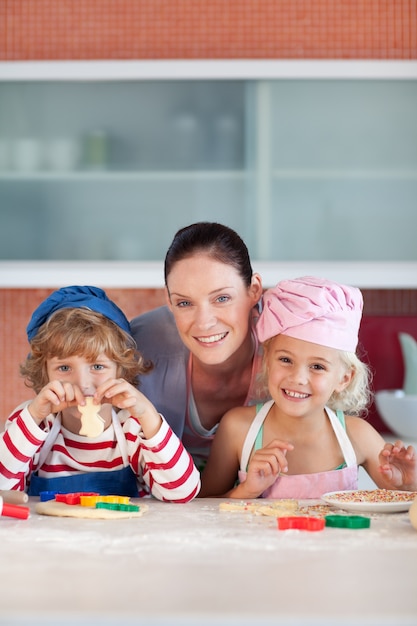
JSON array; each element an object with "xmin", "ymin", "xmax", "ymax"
[{"xmin": 79, "ymin": 495, "xmax": 131, "ymax": 507}]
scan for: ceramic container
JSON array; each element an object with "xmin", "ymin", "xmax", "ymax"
[{"xmin": 375, "ymin": 389, "xmax": 417, "ymax": 439}]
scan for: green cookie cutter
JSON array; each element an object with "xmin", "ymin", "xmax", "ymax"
[
  {"xmin": 95, "ymin": 502, "xmax": 140, "ymax": 512},
  {"xmin": 325, "ymin": 514, "xmax": 370, "ymax": 529}
]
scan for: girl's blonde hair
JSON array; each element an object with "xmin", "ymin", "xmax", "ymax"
[
  {"xmin": 261, "ymin": 340, "xmax": 373, "ymax": 416},
  {"xmin": 20, "ymin": 308, "xmax": 152, "ymax": 394},
  {"xmin": 327, "ymin": 351, "xmax": 373, "ymax": 416}
]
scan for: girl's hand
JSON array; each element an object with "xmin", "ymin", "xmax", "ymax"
[
  {"xmin": 28, "ymin": 381, "xmax": 85, "ymax": 425},
  {"xmin": 95, "ymin": 378, "xmax": 162, "ymax": 439},
  {"xmin": 237, "ymin": 439, "xmax": 294, "ymax": 498},
  {"xmin": 378, "ymin": 440, "xmax": 417, "ymax": 490}
]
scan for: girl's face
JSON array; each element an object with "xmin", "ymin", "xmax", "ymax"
[
  {"xmin": 265, "ymin": 334, "xmax": 352, "ymax": 417},
  {"xmin": 166, "ymin": 253, "xmax": 262, "ymax": 366}
]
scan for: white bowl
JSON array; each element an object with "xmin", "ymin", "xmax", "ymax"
[{"xmin": 375, "ymin": 390, "xmax": 417, "ymax": 439}]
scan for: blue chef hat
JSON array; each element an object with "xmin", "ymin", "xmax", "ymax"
[{"xmin": 26, "ymin": 285, "xmax": 131, "ymax": 341}]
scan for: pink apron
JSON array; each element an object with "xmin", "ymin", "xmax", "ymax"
[{"xmin": 238, "ymin": 400, "xmax": 358, "ymax": 499}]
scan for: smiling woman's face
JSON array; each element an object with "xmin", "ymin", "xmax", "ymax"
[{"xmin": 166, "ymin": 253, "xmax": 262, "ymax": 366}]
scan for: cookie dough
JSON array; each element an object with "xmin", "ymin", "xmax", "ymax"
[
  {"xmin": 219, "ymin": 499, "xmax": 298, "ymax": 517},
  {"xmin": 35, "ymin": 500, "xmax": 148, "ymax": 519},
  {"xmin": 78, "ymin": 397, "xmax": 105, "ymax": 437}
]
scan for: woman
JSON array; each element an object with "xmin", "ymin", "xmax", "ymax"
[{"xmin": 130, "ymin": 222, "xmax": 269, "ymax": 471}]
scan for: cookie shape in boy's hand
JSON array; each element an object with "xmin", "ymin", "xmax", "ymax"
[{"xmin": 78, "ymin": 396, "xmax": 105, "ymax": 437}]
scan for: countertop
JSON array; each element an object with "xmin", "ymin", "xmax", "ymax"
[{"xmin": 1, "ymin": 497, "xmax": 417, "ymax": 626}]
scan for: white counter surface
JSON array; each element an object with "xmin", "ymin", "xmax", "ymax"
[{"xmin": 1, "ymin": 497, "xmax": 416, "ymax": 626}]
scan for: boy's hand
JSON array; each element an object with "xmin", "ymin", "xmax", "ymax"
[
  {"xmin": 95, "ymin": 378, "xmax": 162, "ymax": 439},
  {"xmin": 28, "ymin": 381, "xmax": 85, "ymax": 425}
]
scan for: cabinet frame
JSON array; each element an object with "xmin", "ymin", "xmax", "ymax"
[{"xmin": 1, "ymin": 59, "xmax": 416, "ymax": 287}]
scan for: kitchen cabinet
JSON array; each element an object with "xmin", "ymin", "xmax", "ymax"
[{"xmin": 0, "ymin": 60, "xmax": 416, "ymax": 263}]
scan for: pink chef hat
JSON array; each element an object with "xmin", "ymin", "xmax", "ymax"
[{"xmin": 257, "ymin": 276, "xmax": 363, "ymax": 352}]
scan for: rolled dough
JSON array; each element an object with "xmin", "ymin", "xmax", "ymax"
[
  {"xmin": 219, "ymin": 499, "xmax": 298, "ymax": 516},
  {"xmin": 219, "ymin": 500, "xmax": 335, "ymax": 517},
  {"xmin": 35, "ymin": 500, "xmax": 148, "ymax": 519}
]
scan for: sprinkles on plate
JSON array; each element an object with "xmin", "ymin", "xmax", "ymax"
[{"xmin": 325, "ymin": 489, "xmax": 417, "ymax": 503}]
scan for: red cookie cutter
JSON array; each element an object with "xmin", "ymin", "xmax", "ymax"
[
  {"xmin": 55, "ymin": 492, "xmax": 99, "ymax": 505},
  {"xmin": 277, "ymin": 516, "xmax": 325, "ymax": 531}
]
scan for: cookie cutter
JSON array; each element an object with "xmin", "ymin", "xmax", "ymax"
[
  {"xmin": 80, "ymin": 495, "xmax": 131, "ymax": 507},
  {"xmin": 325, "ymin": 515, "xmax": 371, "ymax": 529},
  {"xmin": 277, "ymin": 516, "xmax": 325, "ymax": 531},
  {"xmin": 95, "ymin": 502, "xmax": 140, "ymax": 512},
  {"xmin": 55, "ymin": 492, "xmax": 99, "ymax": 505},
  {"xmin": 39, "ymin": 491, "xmax": 62, "ymax": 502}
]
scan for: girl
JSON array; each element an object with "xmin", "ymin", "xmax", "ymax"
[
  {"xmin": 0, "ymin": 285, "xmax": 200, "ymax": 502},
  {"xmin": 200, "ymin": 276, "xmax": 417, "ymax": 498}
]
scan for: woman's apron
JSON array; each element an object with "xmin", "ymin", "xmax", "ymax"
[{"xmin": 28, "ymin": 411, "xmax": 139, "ymax": 497}]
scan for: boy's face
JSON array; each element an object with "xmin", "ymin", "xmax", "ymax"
[
  {"xmin": 46, "ymin": 353, "xmax": 118, "ymax": 432},
  {"xmin": 47, "ymin": 353, "xmax": 118, "ymax": 392}
]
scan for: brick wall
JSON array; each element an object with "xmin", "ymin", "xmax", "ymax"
[{"xmin": 1, "ymin": 0, "xmax": 416, "ymax": 61}]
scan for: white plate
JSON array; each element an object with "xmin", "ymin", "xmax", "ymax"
[{"xmin": 321, "ymin": 489, "xmax": 417, "ymax": 513}]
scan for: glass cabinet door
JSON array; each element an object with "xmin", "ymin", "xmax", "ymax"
[
  {"xmin": 0, "ymin": 76, "xmax": 416, "ymax": 261},
  {"xmin": 0, "ymin": 80, "xmax": 250, "ymax": 260},
  {"xmin": 263, "ymin": 79, "xmax": 417, "ymax": 261}
]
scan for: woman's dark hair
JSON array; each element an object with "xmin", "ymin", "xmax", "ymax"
[{"xmin": 164, "ymin": 222, "xmax": 253, "ymax": 287}]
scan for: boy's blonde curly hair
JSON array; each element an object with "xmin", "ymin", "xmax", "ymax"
[{"xmin": 20, "ymin": 308, "xmax": 152, "ymax": 394}]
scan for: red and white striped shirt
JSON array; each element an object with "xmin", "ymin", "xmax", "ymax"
[{"xmin": 0, "ymin": 402, "xmax": 200, "ymax": 502}]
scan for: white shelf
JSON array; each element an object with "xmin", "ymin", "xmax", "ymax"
[
  {"xmin": 1, "ymin": 260, "xmax": 416, "ymax": 289},
  {"xmin": 272, "ymin": 169, "xmax": 417, "ymax": 180},
  {"xmin": 2, "ymin": 169, "xmax": 416, "ymax": 181},
  {"xmin": 1, "ymin": 59, "xmax": 417, "ymax": 81},
  {"xmin": 0, "ymin": 170, "xmax": 246, "ymax": 181}
]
